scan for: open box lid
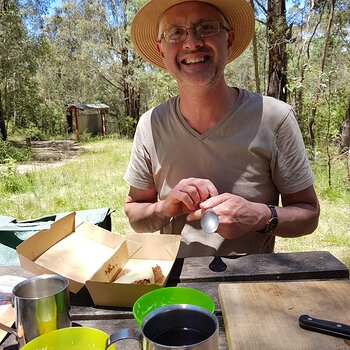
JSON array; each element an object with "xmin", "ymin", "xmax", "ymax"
[
  {"xmin": 125, "ymin": 232, "xmax": 181, "ymax": 260},
  {"xmin": 16, "ymin": 212, "xmax": 142, "ymax": 293}
]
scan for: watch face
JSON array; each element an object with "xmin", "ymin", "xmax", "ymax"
[{"xmin": 267, "ymin": 217, "xmax": 278, "ymax": 232}]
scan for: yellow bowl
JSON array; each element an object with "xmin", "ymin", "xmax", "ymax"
[{"xmin": 22, "ymin": 327, "xmax": 111, "ymax": 350}]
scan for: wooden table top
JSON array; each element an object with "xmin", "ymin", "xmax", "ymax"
[{"xmin": 1, "ymin": 251, "xmax": 349, "ymax": 349}]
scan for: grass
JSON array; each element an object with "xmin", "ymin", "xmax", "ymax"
[
  {"xmin": 0, "ymin": 136, "xmax": 134, "ymax": 234},
  {"xmin": 275, "ymin": 199, "xmax": 350, "ymax": 267},
  {"xmin": 275, "ymin": 148, "xmax": 350, "ymax": 268},
  {"xmin": 1, "ymin": 136, "xmax": 349, "ymax": 268}
]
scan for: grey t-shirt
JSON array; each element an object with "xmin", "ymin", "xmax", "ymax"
[{"xmin": 124, "ymin": 89, "xmax": 315, "ymax": 257}]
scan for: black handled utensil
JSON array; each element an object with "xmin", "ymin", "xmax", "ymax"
[{"xmin": 299, "ymin": 314, "xmax": 350, "ymax": 340}]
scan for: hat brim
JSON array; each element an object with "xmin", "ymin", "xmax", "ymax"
[{"xmin": 131, "ymin": 0, "xmax": 255, "ymax": 70}]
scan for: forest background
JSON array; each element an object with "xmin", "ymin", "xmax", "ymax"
[{"xmin": 0, "ymin": 0, "xmax": 349, "ymax": 265}]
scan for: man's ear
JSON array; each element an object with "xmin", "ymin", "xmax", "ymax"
[
  {"xmin": 156, "ymin": 42, "xmax": 165, "ymax": 58},
  {"xmin": 227, "ymin": 29, "xmax": 235, "ymax": 52}
]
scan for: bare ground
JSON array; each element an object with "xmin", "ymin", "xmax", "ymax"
[{"xmin": 14, "ymin": 140, "xmax": 85, "ymax": 173}]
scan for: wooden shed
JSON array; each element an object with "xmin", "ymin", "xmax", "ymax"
[{"xmin": 66, "ymin": 104, "xmax": 109, "ymax": 138}]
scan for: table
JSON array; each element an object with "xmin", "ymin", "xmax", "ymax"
[{"xmin": 1, "ymin": 251, "xmax": 349, "ymax": 349}]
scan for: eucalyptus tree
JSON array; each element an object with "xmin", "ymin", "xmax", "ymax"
[
  {"xmin": 307, "ymin": 0, "xmax": 336, "ymax": 153},
  {"xmin": 266, "ymin": 0, "xmax": 289, "ymax": 101},
  {"xmin": 248, "ymin": 0, "xmax": 289, "ymax": 101},
  {"xmin": 341, "ymin": 98, "xmax": 350, "ymax": 148},
  {"xmin": 249, "ymin": 0, "xmax": 262, "ymax": 93},
  {"xmin": 225, "ymin": 0, "xmax": 289, "ymax": 100},
  {"xmin": 0, "ymin": 0, "xmax": 51, "ymax": 140},
  {"xmin": 99, "ymin": 0, "xmax": 143, "ymax": 127},
  {"xmin": 39, "ymin": 0, "xmax": 162, "ymax": 135},
  {"xmin": 38, "ymin": 0, "xmax": 102, "ymax": 107},
  {"xmin": 93, "ymin": 0, "xmax": 178, "ymax": 132},
  {"xmin": 287, "ymin": 0, "xmax": 350, "ymax": 151}
]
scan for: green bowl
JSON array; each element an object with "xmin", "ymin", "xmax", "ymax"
[
  {"xmin": 21, "ymin": 327, "xmax": 111, "ymax": 350},
  {"xmin": 132, "ymin": 286, "xmax": 215, "ymax": 329}
]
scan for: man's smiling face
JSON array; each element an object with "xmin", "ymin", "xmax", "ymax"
[{"xmin": 156, "ymin": 1, "xmax": 234, "ymax": 89}]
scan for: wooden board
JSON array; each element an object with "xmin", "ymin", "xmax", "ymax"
[
  {"xmin": 218, "ymin": 280, "xmax": 350, "ymax": 350},
  {"xmin": 0, "ymin": 304, "xmax": 15, "ymax": 343},
  {"xmin": 174, "ymin": 252, "xmax": 349, "ymax": 283}
]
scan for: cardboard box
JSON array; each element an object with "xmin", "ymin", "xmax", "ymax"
[{"xmin": 16, "ymin": 212, "xmax": 181, "ymax": 307}]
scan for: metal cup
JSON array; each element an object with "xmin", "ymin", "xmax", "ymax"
[
  {"xmin": 0, "ymin": 274, "xmax": 71, "ymax": 348},
  {"xmin": 107, "ymin": 304, "xmax": 219, "ymax": 349}
]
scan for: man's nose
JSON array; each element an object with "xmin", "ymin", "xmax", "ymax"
[{"xmin": 183, "ymin": 28, "xmax": 203, "ymax": 48}]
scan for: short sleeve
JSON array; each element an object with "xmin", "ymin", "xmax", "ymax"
[{"xmin": 271, "ymin": 109, "xmax": 315, "ymax": 194}]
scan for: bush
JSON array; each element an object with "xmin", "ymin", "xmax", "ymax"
[
  {"xmin": 0, "ymin": 141, "xmax": 32, "ymax": 164},
  {"xmin": 0, "ymin": 158, "xmax": 20, "ymax": 192},
  {"xmin": 116, "ymin": 116, "xmax": 137, "ymax": 138},
  {"xmin": 0, "ymin": 157, "xmax": 36, "ymax": 193},
  {"xmin": 24, "ymin": 125, "xmax": 48, "ymax": 141}
]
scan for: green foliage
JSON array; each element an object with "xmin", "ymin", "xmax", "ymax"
[
  {"xmin": 78, "ymin": 132, "xmax": 95, "ymax": 143},
  {"xmin": 285, "ymin": 0, "xmax": 350, "ymax": 144},
  {"xmin": 0, "ymin": 158, "xmax": 35, "ymax": 193},
  {"xmin": 226, "ymin": 48, "xmax": 257, "ymax": 92},
  {"xmin": 0, "ymin": 158, "xmax": 19, "ymax": 192},
  {"xmin": 0, "ymin": 140, "xmax": 33, "ymax": 193},
  {"xmin": 1, "ymin": 0, "xmax": 350, "ymax": 142},
  {"xmin": 116, "ymin": 116, "xmax": 138, "ymax": 138},
  {"xmin": 0, "ymin": 0, "xmax": 54, "ymax": 140},
  {"xmin": 311, "ymin": 148, "xmax": 350, "ymax": 201},
  {"xmin": 24, "ymin": 125, "xmax": 48, "ymax": 141},
  {"xmin": 0, "ymin": 141, "xmax": 31, "ymax": 164},
  {"xmin": 226, "ymin": 21, "xmax": 267, "ymax": 92},
  {"xmin": 144, "ymin": 70, "xmax": 178, "ymax": 108}
]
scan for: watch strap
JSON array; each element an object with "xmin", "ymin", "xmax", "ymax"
[{"xmin": 257, "ymin": 205, "xmax": 278, "ymax": 233}]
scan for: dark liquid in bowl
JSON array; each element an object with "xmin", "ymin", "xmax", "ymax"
[{"xmin": 152, "ymin": 327, "xmax": 208, "ymax": 346}]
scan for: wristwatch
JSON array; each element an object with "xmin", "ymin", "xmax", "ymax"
[{"xmin": 257, "ymin": 205, "xmax": 278, "ymax": 233}]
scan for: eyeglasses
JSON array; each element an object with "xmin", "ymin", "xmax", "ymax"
[{"xmin": 160, "ymin": 20, "xmax": 229, "ymax": 44}]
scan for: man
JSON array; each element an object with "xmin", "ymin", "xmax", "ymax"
[{"xmin": 123, "ymin": 0, "xmax": 320, "ymax": 257}]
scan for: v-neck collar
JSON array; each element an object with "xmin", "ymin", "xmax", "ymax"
[{"xmin": 175, "ymin": 88, "xmax": 242, "ymax": 140}]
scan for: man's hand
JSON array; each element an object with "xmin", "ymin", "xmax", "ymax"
[
  {"xmin": 187, "ymin": 193, "xmax": 267, "ymax": 239},
  {"xmin": 124, "ymin": 178, "xmax": 218, "ymax": 233},
  {"xmin": 186, "ymin": 186, "xmax": 320, "ymax": 239},
  {"xmin": 159, "ymin": 178, "xmax": 219, "ymax": 218}
]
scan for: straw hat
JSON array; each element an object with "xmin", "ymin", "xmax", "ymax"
[{"xmin": 130, "ymin": 0, "xmax": 255, "ymax": 70}]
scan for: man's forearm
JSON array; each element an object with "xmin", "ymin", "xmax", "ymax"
[
  {"xmin": 124, "ymin": 201, "xmax": 171, "ymax": 233},
  {"xmin": 270, "ymin": 202, "xmax": 320, "ymax": 238}
]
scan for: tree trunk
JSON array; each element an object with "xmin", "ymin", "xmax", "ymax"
[
  {"xmin": 340, "ymin": 96, "xmax": 350, "ymax": 152},
  {"xmin": 0, "ymin": 92, "xmax": 7, "ymax": 141},
  {"xmin": 121, "ymin": 0, "xmax": 140, "ymax": 125},
  {"xmin": 294, "ymin": 5, "xmax": 322, "ymax": 132},
  {"xmin": 3, "ymin": 0, "xmax": 9, "ymax": 11},
  {"xmin": 341, "ymin": 95, "xmax": 350, "ymax": 181},
  {"xmin": 250, "ymin": 0, "xmax": 261, "ymax": 94},
  {"xmin": 348, "ymin": 151, "xmax": 350, "ymax": 182},
  {"xmin": 0, "ymin": 114, "xmax": 6, "ymax": 141},
  {"xmin": 267, "ymin": 0, "xmax": 288, "ymax": 101}
]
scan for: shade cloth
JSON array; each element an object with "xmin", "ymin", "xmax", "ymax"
[{"xmin": 0, "ymin": 208, "xmax": 114, "ymax": 266}]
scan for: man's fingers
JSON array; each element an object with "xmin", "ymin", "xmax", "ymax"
[
  {"xmin": 186, "ymin": 208, "xmax": 203, "ymax": 221},
  {"xmin": 186, "ymin": 178, "xmax": 219, "ymax": 203},
  {"xmin": 174, "ymin": 179, "xmax": 218, "ymax": 209},
  {"xmin": 200, "ymin": 193, "xmax": 233, "ymax": 209}
]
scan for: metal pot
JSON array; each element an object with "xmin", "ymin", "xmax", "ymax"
[
  {"xmin": 107, "ymin": 304, "xmax": 219, "ymax": 349},
  {"xmin": 0, "ymin": 274, "xmax": 71, "ymax": 348}
]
